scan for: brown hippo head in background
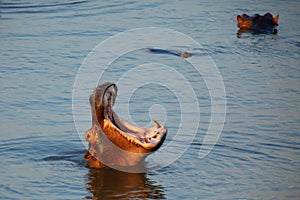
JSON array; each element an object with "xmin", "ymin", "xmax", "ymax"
[
  {"xmin": 84, "ymin": 82, "xmax": 167, "ymax": 170},
  {"xmin": 237, "ymin": 12, "xmax": 279, "ymax": 34}
]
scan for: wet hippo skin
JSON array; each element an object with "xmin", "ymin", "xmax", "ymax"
[
  {"xmin": 237, "ymin": 12, "xmax": 279, "ymax": 34},
  {"xmin": 84, "ymin": 82, "xmax": 167, "ymax": 169}
]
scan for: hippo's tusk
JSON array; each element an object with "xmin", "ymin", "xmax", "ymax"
[{"xmin": 153, "ymin": 120, "xmax": 161, "ymax": 129}]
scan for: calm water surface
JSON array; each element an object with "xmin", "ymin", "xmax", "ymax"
[{"xmin": 1, "ymin": 0, "xmax": 300, "ymax": 199}]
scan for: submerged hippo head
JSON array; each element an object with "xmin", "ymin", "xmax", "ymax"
[
  {"xmin": 179, "ymin": 52, "xmax": 192, "ymax": 58},
  {"xmin": 84, "ymin": 82, "xmax": 167, "ymax": 169},
  {"xmin": 237, "ymin": 13, "xmax": 279, "ymax": 34}
]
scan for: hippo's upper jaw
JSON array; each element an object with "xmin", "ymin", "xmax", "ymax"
[
  {"xmin": 84, "ymin": 82, "xmax": 167, "ymax": 168},
  {"xmin": 237, "ymin": 12, "xmax": 279, "ymax": 34}
]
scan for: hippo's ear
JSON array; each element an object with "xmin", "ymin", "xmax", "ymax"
[
  {"xmin": 85, "ymin": 127, "xmax": 98, "ymax": 144},
  {"xmin": 237, "ymin": 15, "xmax": 244, "ymax": 26},
  {"xmin": 273, "ymin": 15, "xmax": 279, "ymax": 24}
]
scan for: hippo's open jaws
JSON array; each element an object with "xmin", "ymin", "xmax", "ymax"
[{"xmin": 84, "ymin": 82, "xmax": 167, "ymax": 168}]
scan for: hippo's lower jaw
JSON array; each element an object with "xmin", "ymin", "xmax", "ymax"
[{"xmin": 84, "ymin": 82, "xmax": 167, "ymax": 168}]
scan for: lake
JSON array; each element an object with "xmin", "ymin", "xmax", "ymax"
[{"xmin": 1, "ymin": 0, "xmax": 299, "ymax": 199}]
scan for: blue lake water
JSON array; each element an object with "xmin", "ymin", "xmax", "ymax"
[{"xmin": 1, "ymin": 0, "xmax": 300, "ymax": 199}]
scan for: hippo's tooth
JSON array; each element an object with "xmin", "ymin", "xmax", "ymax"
[{"xmin": 153, "ymin": 120, "xmax": 161, "ymax": 129}]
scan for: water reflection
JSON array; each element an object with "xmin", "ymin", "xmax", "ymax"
[
  {"xmin": 84, "ymin": 168, "xmax": 165, "ymax": 199},
  {"xmin": 237, "ymin": 28, "xmax": 278, "ymax": 38}
]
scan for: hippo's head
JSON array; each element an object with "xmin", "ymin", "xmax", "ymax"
[
  {"xmin": 84, "ymin": 82, "xmax": 167, "ymax": 169},
  {"xmin": 237, "ymin": 13, "xmax": 279, "ymax": 34},
  {"xmin": 179, "ymin": 52, "xmax": 192, "ymax": 58}
]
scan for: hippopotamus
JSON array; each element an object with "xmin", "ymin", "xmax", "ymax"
[
  {"xmin": 84, "ymin": 82, "xmax": 167, "ymax": 169},
  {"xmin": 147, "ymin": 48, "xmax": 192, "ymax": 58},
  {"xmin": 237, "ymin": 13, "xmax": 279, "ymax": 34}
]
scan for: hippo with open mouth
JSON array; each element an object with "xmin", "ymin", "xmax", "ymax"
[
  {"xmin": 237, "ymin": 12, "xmax": 279, "ymax": 34},
  {"xmin": 84, "ymin": 82, "xmax": 167, "ymax": 169}
]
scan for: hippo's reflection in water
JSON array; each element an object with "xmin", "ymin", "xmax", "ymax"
[{"xmin": 84, "ymin": 168, "xmax": 165, "ymax": 199}]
